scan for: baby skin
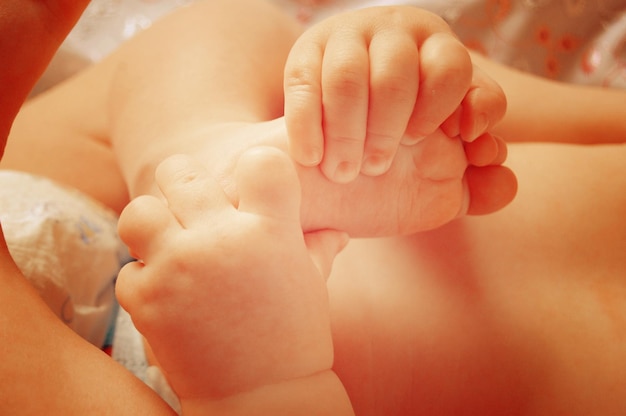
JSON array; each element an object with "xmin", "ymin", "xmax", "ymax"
[
  {"xmin": 116, "ymin": 148, "xmax": 355, "ymax": 415},
  {"xmin": 212, "ymin": 6, "xmax": 516, "ymax": 236},
  {"xmin": 113, "ymin": 8, "xmax": 518, "ymax": 414},
  {"xmin": 106, "ymin": 2, "xmax": 522, "ymax": 414},
  {"xmin": 106, "ymin": 4, "xmax": 516, "ymax": 237},
  {"xmin": 189, "ymin": 120, "xmax": 512, "ymax": 237},
  {"xmin": 3, "ymin": 2, "xmax": 515, "ymax": 237}
]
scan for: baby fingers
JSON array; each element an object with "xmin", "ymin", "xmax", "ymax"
[
  {"xmin": 456, "ymin": 66, "xmax": 507, "ymax": 142},
  {"xmin": 284, "ymin": 39, "xmax": 325, "ymax": 167},
  {"xmin": 362, "ymin": 30, "xmax": 419, "ymax": 176},
  {"xmin": 318, "ymin": 30, "xmax": 370, "ymax": 183},
  {"xmin": 404, "ymin": 32, "xmax": 472, "ymax": 142},
  {"xmin": 115, "ymin": 195, "xmax": 173, "ymax": 316},
  {"xmin": 154, "ymin": 154, "xmax": 229, "ymax": 228},
  {"xmin": 117, "ymin": 194, "xmax": 174, "ymax": 262}
]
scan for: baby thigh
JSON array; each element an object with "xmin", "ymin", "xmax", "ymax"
[{"xmin": 327, "ymin": 142, "xmax": 626, "ymax": 416}]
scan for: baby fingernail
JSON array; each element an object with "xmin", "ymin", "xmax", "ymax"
[
  {"xmin": 457, "ymin": 180, "xmax": 470, "ymax": 217},
  {"xmin": 468, "ymin": 114, "xmax": 489, "ymax": 142},
  {"xmin": 297, "ymin": 147, "xmax": 322, "ymax": 166},
  {"xmin": 332, "ymin": 161, "xmax": 360, "ymax": 183},
  {"xmin": 361, "ymin": 155, "xmax": 391, "ymax": 176},
  {"xmin": 400, "ymin": 134, "xmax": 425, "ymax": 145}
]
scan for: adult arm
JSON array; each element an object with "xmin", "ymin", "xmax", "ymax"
[
  {"xmin": 0, "ymin": 1, "xmax": 88, "ymax": 148},
  {"xmin": 0, "ymin": 2, "xmax": 177, "ymax": 414},
  {"xmin": 0, "ymin": 231, "xmax": 177, "ymax": 414}
]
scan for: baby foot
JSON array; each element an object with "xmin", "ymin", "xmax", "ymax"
[
  {"xmin": 116, "ymin": 147, "xmax": 346, "ymax": 401},
  {"xmin": 201, "ymin": 119, "xmax": 516, "ymax": 237}
]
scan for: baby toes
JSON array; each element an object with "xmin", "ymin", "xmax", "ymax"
[
  {"xmin": 464, "ymin": 133, "xmax": 507, "ymax": 167},
  {"xmin": 465, "ymin": 165, "xmax": 517, "ymax": 215},
  {"xmin": 412, "ymin": 129, "xmax": 467, "ymax": 181}
]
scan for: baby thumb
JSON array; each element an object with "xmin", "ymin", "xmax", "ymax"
[{"xmin": 304, "ymin": 230, "xmax": 350, "ymax": 281}]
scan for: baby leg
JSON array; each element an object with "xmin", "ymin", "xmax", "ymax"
[
  {"xmin": 105, "ymin": 0, "xmax": 514, "ymax": 236},
  {"xmin": 193, "ymin": 119, "xmax": 514, "ymax": 236},
  {"xmin": 4, "ymin": 0, "xmax": 515, "ymax": 237}
]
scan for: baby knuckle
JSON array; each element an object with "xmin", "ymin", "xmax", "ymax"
[
  {"xmin": 329, "ymin": 134, "xmax": 364, "ymax": 147},
  {"xmin": 373, "ymin": 74, "xmax": 416, "ymax": 103},
  {"xmin": 325, "ymin": 67, "xmax": 367, "ymax": 99},
  {"xmin": 284, "ymin": 66, "xmax": 319, "ymax": 92}
]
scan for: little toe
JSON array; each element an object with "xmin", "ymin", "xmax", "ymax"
[
  {"xmin": 412, "ymin": 129, "xmax": 467, "ymax": 181},
  {"xmin": 464, "ymin": 133, "xmax": 500, "ymax": 167},
  {"xmin": 491, "ymin": 135, "xmax": 509, "ymax": 165},
  {"xmin": 465, "ymin": 165, "xmax": 518, "ymax": 215}
]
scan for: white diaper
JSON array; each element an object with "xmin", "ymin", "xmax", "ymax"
[
  {"xmin": 0, "ymin": 170, "xmax": 181, "ymax": 409},
  {"xmin": 0, "ymin": 170, "xmax": 130, "ymax": 348}
]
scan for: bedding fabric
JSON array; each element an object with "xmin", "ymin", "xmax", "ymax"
[{"xmin": 59, "ymin": 0, "xmax": 625, "ymax": 88}]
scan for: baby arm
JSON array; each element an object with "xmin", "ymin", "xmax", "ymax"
[
  {"xmin": 284, "ymin": 6, "xmax": 508, "ymax": 183},
  {"xmin": 469, "ymin": 53, "xmax": 626, "ymax": 145},
  {"xmin": 116, "ymin": 147, "xmax": 354, "ymax": 415}
]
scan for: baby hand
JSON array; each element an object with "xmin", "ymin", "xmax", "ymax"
[
  {"xmin": 284, "ymin": 6, "xmax": 506, "ymax": 183},
  {"xmin": 116, "ymin": 148, "xmax": 348, "ymax": 401}
]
